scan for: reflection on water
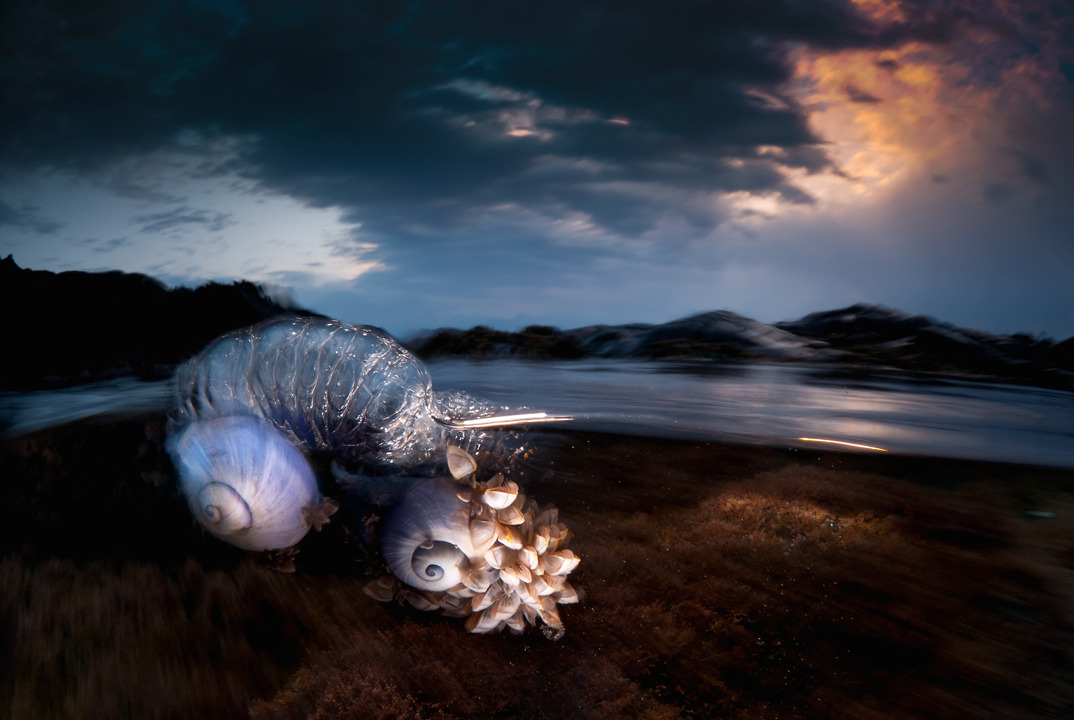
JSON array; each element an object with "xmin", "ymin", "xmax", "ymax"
[
  {"xmin": 426, "ymin": 360, "xmax": 1074, "ymax": 468},
  {"xmin": 2, "ymin": 360, "xmax": 1072, "ymax": 468},
  {"xmin": 0, "ymin": 377, "xmax": 173, "ymax": 437}
]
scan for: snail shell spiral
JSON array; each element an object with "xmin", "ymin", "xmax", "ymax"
[
  {"xmin": 196, "ymin": 482, "xmax": 254, "ymax": 534},
  {"xmin": 413, "ymin": 539, "xmax": 469, "ymax": 585},
  {"xmin": 171, "ymin": 415, "xmax": 320, "ymax": 551},
  {"xmin": 381, "ymin": 477, "xmax": 474, "ymax": 592}
]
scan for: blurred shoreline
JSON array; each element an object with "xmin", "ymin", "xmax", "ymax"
[
  {"xmin": 5, "ymin": 359, "xmax": 1072, "ymax": 469},
  {"xmin": 4, "ymin": 258, "xmax": 1072, "ymax": 394}
]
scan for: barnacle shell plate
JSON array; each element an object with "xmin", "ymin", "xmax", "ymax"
[
  {"xmin": 373, "ymin": 448, "xmax": 581, "ymax": 637},
  {"xmin": 173, "ymin": 416, "xmax": 320, "ymax": 551}
]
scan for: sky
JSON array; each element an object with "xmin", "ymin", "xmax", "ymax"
[{"xmin": 2, "ymin": 0, "xmax": 1073, "ymax": 340}]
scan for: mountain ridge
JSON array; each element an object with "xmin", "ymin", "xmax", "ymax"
[
  {"xmin": 0, "ymin": 256, "xmax": 318, "ymax": 391},
  {"xmin": 3, "ymin": 258, "xmax": 1070, "ymax": 391},
  {"xmin": 408, "ymin": 303, "xmax": 1074, "ymax": 391}
]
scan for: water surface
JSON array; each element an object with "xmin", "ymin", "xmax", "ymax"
[
  {"xmin": 2, "ymin": 360, "xmax": 1072, "ymax": 468},
  {"xmin": 426, "ymin": 359, "xmax": 1074, "ymax": 468}
]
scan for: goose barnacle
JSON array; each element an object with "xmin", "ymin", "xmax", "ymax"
[{"xmin": 367, "ymin": 446, "xmax": 581, "ymax": 638}]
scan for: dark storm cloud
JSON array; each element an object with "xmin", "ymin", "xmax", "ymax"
[
  {"xmin": 134, "ymin": 207, "xmax": 236, "ymax": 234},
  {"xmin": 1015, "ymin": 151, "xmax": 1050, "ymax": 183},
  {"xmin": 0, "ymin": 0, "xmax": 967, "ymax": 244},
  {"xmin": 0, "ymin": 199, "xmax": 64, "ymax": 234},
  {"xmin": 844, "ymin": 85, "xmax": 882, "ymax": 103},
  {"xmin": 93, "ymin": 237, "xmax": 134, "ymax": 253},
  {"xmin": 984, "ymin": 182, "xmax": 1011, "ymax": 204},
  {"xmin": 73, "ymin": 237, "xmax": 134, "ymax": 254}
]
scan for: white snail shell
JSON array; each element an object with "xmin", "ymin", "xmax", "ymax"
[
  {"xmin": 172, "ymin": 416, "xmax": 320, "ymax": 551},
  {"xmin": 381, "ymin": 477, "xmax": 475, "ymax": 592}
]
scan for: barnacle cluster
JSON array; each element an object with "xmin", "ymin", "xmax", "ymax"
[{"xmin": 365, "ymin": 447, "xmax": 581, "ymax": 638}]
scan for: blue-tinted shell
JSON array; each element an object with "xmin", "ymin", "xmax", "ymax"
[{"xmin": 171, "ymin": 415, "xmax": 320, "ymax": 551}]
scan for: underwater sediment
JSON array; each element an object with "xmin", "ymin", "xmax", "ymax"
[{"xmin": 4, "ymin": 415, "xmax": 1074, "ymax": 719}]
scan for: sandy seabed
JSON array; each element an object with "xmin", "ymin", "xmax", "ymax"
[{"xmin": 2, "ymin": 415, "xmax": 1074, "ymax": 719}]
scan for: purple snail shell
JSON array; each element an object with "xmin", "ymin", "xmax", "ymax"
[{"xmin": 171, "ymin": 415, "xmax": 322, "ymax": 551}]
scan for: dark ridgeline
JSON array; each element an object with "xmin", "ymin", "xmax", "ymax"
[
  {"xmin": 409, "ymin": 324, "xmax": 589, "ymax": 361},
  {"xmin": 775, "ymin": 304, "xmax": 1074, "ymax": 378},
  {"xmin": 410, "ymin": 305, "xmax": 1074, "ymax": 391},
  {"xmin": 4, "ymin": 257, "xmax": 1072, "ymax": 391},
  {"xmin": 0, "ymin": 256, "xmax": 319, "ymax": 391}
]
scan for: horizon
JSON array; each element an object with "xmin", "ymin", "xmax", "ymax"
[
  {"xmin": 2, "ymin": 1, "xmax": 1072, "ymax": 340},
  {"xmin": 9, "ymin": 254, "xmax": 1066, "ymax": 343}
]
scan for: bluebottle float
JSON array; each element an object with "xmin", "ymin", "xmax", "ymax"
[
  {"xmin": 173, "ymin": 317, "xmax": 448, "ymax": 467},
  {"xmin": 166, "ymin": 316, "xmax": 579, "ymax": 635},
  {"xmin": 171, "ymin": 316, "xmax": 567, "ymax": 467}
]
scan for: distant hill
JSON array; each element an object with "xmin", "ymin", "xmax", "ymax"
[
  {"xmin": 775, "ymin": 305, "xmax": 1074, "ymax": 387},
  {"xmin": 0, "ymin": 256, "xmax": 317, "ymax": 390},
  {"xmin": 408, "ymin": 304, "xmax": 1074, "ymax": 391},
  {"xmin": 4, "ymin": 258, "xmax": 1071, "ymax": 392}
]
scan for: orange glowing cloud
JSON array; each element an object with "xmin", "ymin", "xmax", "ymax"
[
  {"xmin": 850, "ymin": 0, "xmax": 906, "ymax": 24},
  {"xmin": 788, "ymin": 41, "xmax": 966, "ymax": 199},
  {"xmin": 780, "ymin": 0, "xmax": 1071, "ymax": 207}
]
